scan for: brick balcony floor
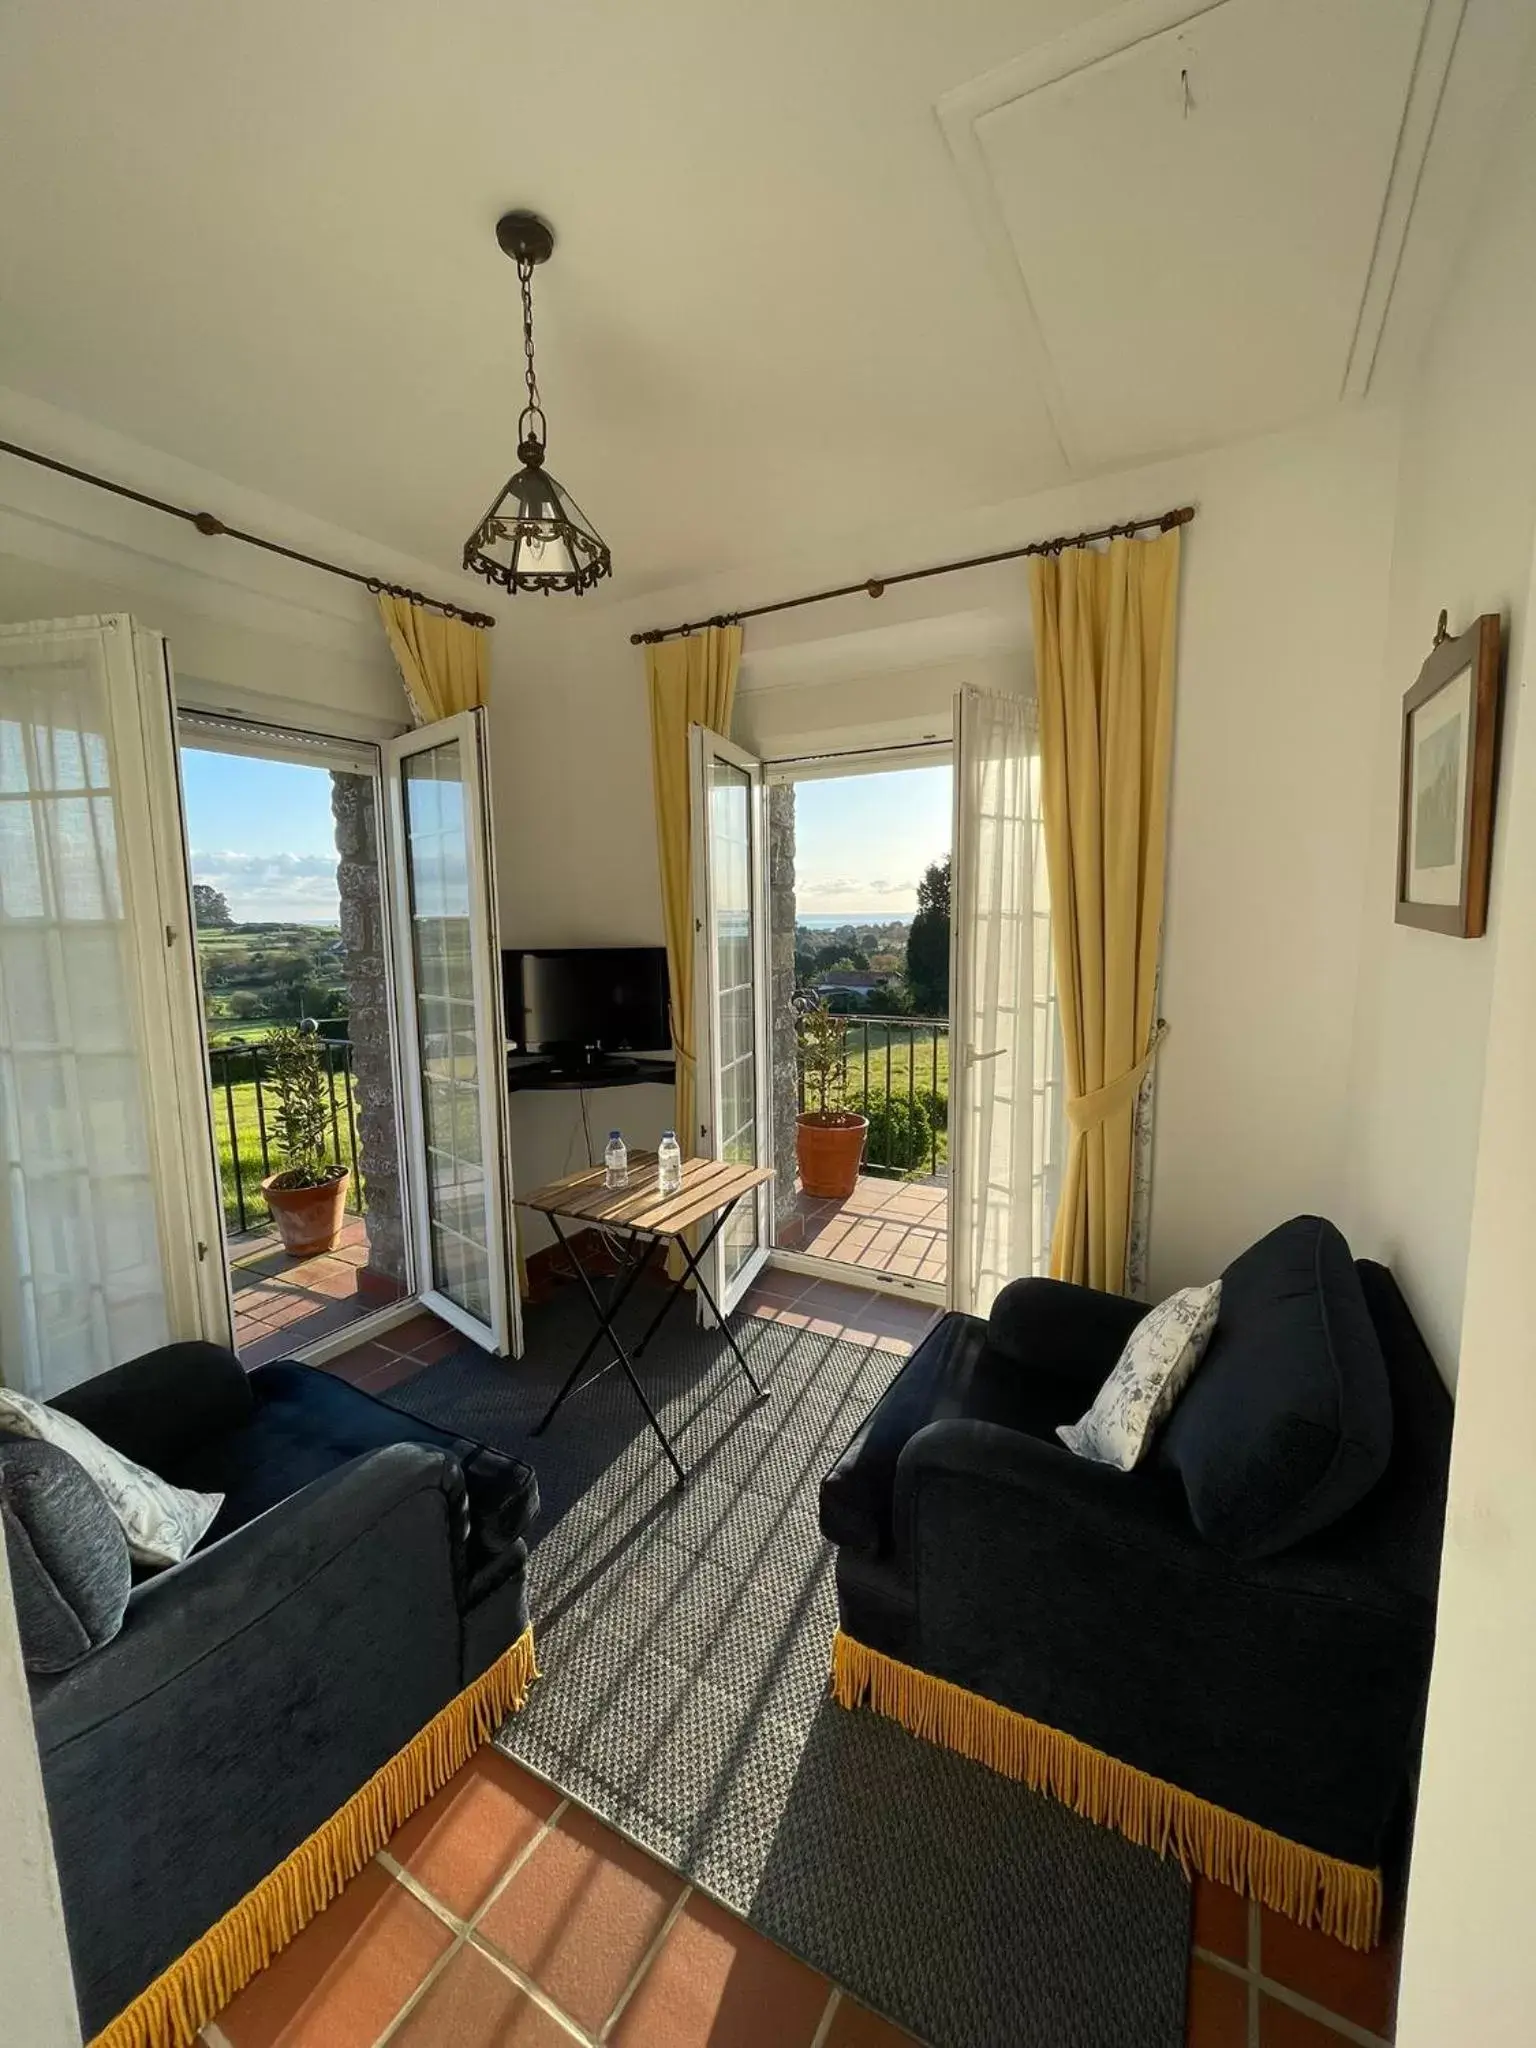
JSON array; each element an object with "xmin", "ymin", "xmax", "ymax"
[
  {"xmin": 230, "ymin": 1213, "xmax": 409, "ymax": 1365},
  {"xmin": 775, "ymin": 1171, "xmax": 948, "ymax": 1288}
]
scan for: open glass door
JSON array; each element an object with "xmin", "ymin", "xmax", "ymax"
[
  {"xmin": 0, "ymin": 614, "xmax": 231, "ymax": 1398},
  {"xmin": 947, "ymin": 684, "xmax": 1038, "ymax": 1317},
  {"xmin": 690, "ymin": 724, "xmax": 772, "ymax": 1316},
  {"xmin": 385, "ymin": 708, "xmax": 519, "ymax": 1356}
]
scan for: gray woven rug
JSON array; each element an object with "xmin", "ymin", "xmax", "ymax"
[{"xmin": 388, "ymin": 1283, "xmax": 1189, "ymax": 2048}]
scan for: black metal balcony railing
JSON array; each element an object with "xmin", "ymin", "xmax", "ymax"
[
  {"xmin": 209, "ymin": 1036, "xmax": 364, "ymax": 1235},
  {"xmin": 796, "ymin": 1012, "xmax": 950, "ymax": 1179}
]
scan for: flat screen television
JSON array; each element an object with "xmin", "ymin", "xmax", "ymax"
[{"xmin": 503, "ymin": 946, "xmax": 670, "ymax": 1076}]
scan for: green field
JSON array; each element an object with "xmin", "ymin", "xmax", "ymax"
[
  {"xmin": 194, "ymin": 918, "xmax": 348, "ymax": 1040},
  {"xmin": 839, "ymin": 1018, "xmax": 949, "ymax": 1104},
  {"xmin": 817, "ymin": 1018, "xmax": 950, "ymax": 1176}
]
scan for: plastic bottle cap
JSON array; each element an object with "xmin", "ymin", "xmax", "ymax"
[{"xmin": 609, "ymin": 1131, "xmax": 621, "ymax": 1140}]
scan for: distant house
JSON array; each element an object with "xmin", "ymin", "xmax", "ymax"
[{"xmin": 813, "ymin": 969, "xmax": 891, "ymax": 1001}]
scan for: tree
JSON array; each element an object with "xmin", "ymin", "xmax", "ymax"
[
  {"xmin": 906, "ymin": 855, "xmax": 951, "ymax": 1017},
  {"xmin": 192, "ymin": 883, "xmax": 232, "ymax": 928},
  {"xmin": 813, "ymin": 942, "xmax": 869, "ymax": 974}
]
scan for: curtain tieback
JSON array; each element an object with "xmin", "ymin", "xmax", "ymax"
[{"xmin": 1066, "ymin": 1020, "xmax": 1168, "ymax": 1134}]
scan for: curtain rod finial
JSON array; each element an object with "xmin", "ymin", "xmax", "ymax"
[{"xmin": 1161, "ymin": 506, "xmax": 1196, "ymax": 531}]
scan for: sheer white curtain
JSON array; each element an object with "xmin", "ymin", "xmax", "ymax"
[
  {"xmin": 949, "ymin": 684, "xmax": 1048, "ymax": 1316},
  {"xmin": 0, "ymin": 624, "xmax": 172, "ymax": 1396}
]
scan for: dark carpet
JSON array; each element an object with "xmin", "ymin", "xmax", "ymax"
[{"xmin": 387, "ymin": 1282, "xmax": 1190, "ymax": 2048}]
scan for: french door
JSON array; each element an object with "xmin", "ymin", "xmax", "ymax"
[
  {"xmin": 0, "ymin": 615, "xmax": 231, "ymax": 1398},
  {"xmin": 947, "ymin": 684, "xmax": 1039, "ymax": 1317},
  {"xmin": 689, "ymin": 724, "xmax": 772, "ymax": 1315},
  {"xmin": 385, "ymin": 708, "xmax": 519, "ymax": 1357}
]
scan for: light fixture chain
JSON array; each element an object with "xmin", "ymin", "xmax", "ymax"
[{"xmin": 518, "ymin": 255, "xmax": 544, "ymax": 443}]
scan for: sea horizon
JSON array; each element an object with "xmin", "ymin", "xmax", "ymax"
[{"xmin": 796, "ymin": 911, "xmax": 910, "ymax": 928}]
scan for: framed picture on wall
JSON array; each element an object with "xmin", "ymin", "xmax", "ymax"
[{"xmin": 1395, "ymin": 612, "xmax": 1503, "ymax": 938}]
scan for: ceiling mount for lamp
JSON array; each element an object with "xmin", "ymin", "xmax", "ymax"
[{"xmin": 462, "ymin": 210, "xmax": 612, "ymax": 597}]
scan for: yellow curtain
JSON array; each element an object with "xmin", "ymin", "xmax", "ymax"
[
  {"xmin": 377, "ymin": 595, "xmax": 487, "ymax": 725},
  {"xmin": 1030, "ymin": 530, "xmax": 1182, "ymax": 1292},
  {"xmin": 646, "ymin": 626, "xmax": 743, "ymax": 1205}
]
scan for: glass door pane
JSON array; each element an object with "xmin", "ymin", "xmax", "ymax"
[
  {"xmin": 0, "ymin": 616, "xmax": 228, "ymax": 1397},
  {"xmin": 386, "ymin": 710, "xmax": 516, "ymax": 1354},
  {"xmin": 690, "ymin": 726, "xmax": 770, "ymax": 1313}
]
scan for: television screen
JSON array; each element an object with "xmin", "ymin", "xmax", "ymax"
[{"xmin": 503, "ymin": 947, "xmax": 670, "ymax": 1057}]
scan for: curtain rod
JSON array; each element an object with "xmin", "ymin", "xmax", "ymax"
[
  {"xmin": 631, "ymin": 504, "xmax": 1195, "ymax": 646},
  {"xmin": 0, "ymin": 436, "xmax": 497, "ymax": 629}
]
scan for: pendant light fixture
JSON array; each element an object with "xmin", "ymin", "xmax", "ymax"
[{"xmin": 462, "ymin": 211, "xmax": 611, "ymax": 596}]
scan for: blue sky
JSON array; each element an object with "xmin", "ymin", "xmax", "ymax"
[
  {"xmin": 180, "ymin": 749, "xmax": 344, "ymax": 923},
  {"xmin": 181, "ymin": 749, "xmax": 953, "ymax": 926},
  {"xmin": 793, "ymin": 766, "xmax": 950, "ymax": 917}
]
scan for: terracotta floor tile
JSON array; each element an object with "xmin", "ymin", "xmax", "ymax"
[
  {"xmin": 389, "ymin": 1943, "xmax": 575, "ymax": 2047},
  {"xmin": 477, "ymin": 1804, "xmax": 684, "ymax": 2034},
  {"xmin": 389, "ymin": 1311, "xmax": 450, "ymax": 1351},
  {"xmin": 752, "ymin": 1268, "xmax": 808, "ymax": 1303},
  {"xmin": 1192, "ymin": 1878, "xmax": 1249, "ymax": 1965},
  {"xmin": 1259, "ymin": 1993, "xmax": 1357, "ymax": 2045},
  {"xmin": 215, "ymin": 1862, "xmax": 451, "ymax": 2048},
  {"xmin": 608, "ymin": 1891, "xmax": 829, "ymax": 2048},
  {"xmin": 404, "ymin": 1329, "xmax": 463, "ymax": 1365},
  {"xmin": 255, "ymin": 1293, "xmax": 325, "ymax": 1330},
  {"xmin": 320, "ymin": 1340, "xmax": 398, "ymax": 1385},
  {"xmin": 1186, "ymin": 1957, "xmax": 1249, "ymax": 2048},
  {"xmin": 1258, "ymin": 1909, "xmax": 1398, "ymax": 2035},
  {"xmin": 823, "ymin": 1992, "xmax": 923, "ymax": 2045},
  {"xmin": 355, "ymin": 1353, "xmax": 432, "ymax": 1393},
  {"xmin": 387, "ymin": 1749, "xmax": 561, "ymax": 1920},
  {"xmin": 301, "ymin": 1263, "xmax": 365, "ymax": 1301}
]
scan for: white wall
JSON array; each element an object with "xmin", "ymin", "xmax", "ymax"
[
  {"xmin": 1394, "ymin": 514, "xmax": 1536, "ymax": 2048},
  {"xmin": 0, "ymin": 385, "xmax": 466, "ymax": 731},
  {"xmin": 491, "ymin": 406, "xmax": 1402, "ymax": 1292},
  {"xmin": 1339, "ymin": 53, "xmax": 1536, "ymax": 1385}
]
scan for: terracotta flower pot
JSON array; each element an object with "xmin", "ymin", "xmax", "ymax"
[
  {"xmin": 262, "ymin": 1168, "xmax": 351, "ymax": 1257},
  {"xmin": 795, "ymin": 1112, "xmax": 868, "ymax": 1200}
]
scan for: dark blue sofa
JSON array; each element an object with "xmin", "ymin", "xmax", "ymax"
[
  {"xmin": 21, "ymin": 1342, "xmax": 538, "ymax": 2039},
  {"xmin": 820, "ymin": 1217, "xmax": 1452, "ymax": 1948}
]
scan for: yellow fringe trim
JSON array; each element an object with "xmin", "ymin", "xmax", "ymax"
[
  {"xmin": 89, "ymin": 1626, "xmax": 540, "ymax": 2048},
  {"xmin": 830, "ymin": 1630, "xmax": 1382, "ymax": 1952}
]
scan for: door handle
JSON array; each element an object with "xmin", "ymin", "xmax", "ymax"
[{"xmin": 964, "ymin": 1045, "xmax": 1009, "ymax": 1068}]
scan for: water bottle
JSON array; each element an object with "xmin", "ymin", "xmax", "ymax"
[
  {"xmin": 657, "ymin": 1129, "xmax": 683, "ymax": 1197},
  {"xmin": 604, "ymin": 1130, "xmax": 628, "ymax": 1190}
]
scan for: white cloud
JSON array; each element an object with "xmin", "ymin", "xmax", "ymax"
[
  {"xmin": 190, "ymin": 849, "xmax": 340, "ymax": 925},
  {"xmin": 796, "ymin": 873, "xmax": 917, "ymax": 912}
]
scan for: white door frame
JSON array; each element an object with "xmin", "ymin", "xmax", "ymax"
[
  {"xmin": 690, "ymin": 723, "xmax": 773, "ymax": 1316},
  {"xmin": 762, "ymin": 740, "xmax": 952, "ymax": 1306},
  {"xmin": 386, "ymin": 707, "xmax": 520, "ymax": 1357},
  {"xmin": 174, "ymin": 707, "xmax": 423, "ymax": 1358}
]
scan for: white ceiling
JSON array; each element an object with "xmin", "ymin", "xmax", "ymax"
[{"xmin": 0, "ymin": 0, "xmax": 1517, "ymax": 603}]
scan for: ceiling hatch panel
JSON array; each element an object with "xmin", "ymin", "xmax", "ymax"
[{"xmin": 961, "ymin": 0, "xmax": 1430, "ymax": 469}]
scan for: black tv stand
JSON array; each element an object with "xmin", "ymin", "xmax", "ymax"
[{"xmin": 506, "ymin": 1053, "xmax": 676, "ymax": 1094}]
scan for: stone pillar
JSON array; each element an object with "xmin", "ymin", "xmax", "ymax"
[
  {"xmin": 331, "ymin": 772, "xmax": 407, "ymax": 1285},
  {"xmin": 768, "ymin": 781, "xmax": 800, "ymax": 1218}
]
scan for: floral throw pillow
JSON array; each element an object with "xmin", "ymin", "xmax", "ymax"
[
  {"xmin": 0, "ymin": 1387, "xmax": 222, "ymax": 1569},
  {"xmin": 1056, "ymin": 1280, "xmax": 1223, "ymax": 1473}
]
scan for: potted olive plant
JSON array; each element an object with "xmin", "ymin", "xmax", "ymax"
[
  {"xmin": 260, "ymin": 1024, "xmax": 351, "ymax": 1256},
  {"xmin": 794, "ymin": 997, "xmax": 868, "ymax": 1199}
]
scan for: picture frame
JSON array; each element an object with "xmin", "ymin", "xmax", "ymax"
[{"xmin": 1395, "ymin": 612, "xmax": 1503, "ymax": 938}]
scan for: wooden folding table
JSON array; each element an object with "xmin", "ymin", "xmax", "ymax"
[{"xmin": 517, "ymin": 1152, "xmax": 774, "ymax": 1484}]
